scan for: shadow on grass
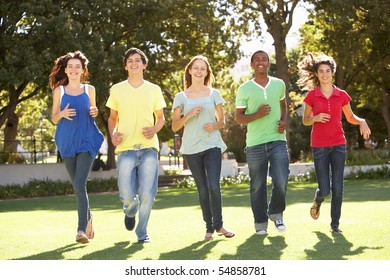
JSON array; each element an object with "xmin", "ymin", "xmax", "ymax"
[
  {"xmin": 157, "ymin": 235, "xmax": 287, "ymax": 260},
  {"xmin": 80, "ymin": 241, "xmax": 148, "ymax": 260},
  {"xmin": 221, "ymin": 235, "xmax": 287, "ymax": 260},
  {"xmin": 15, "ymin": 241, "xmax": 151, "ymax": 260},
  {"xmin": 159, "ymin": 240, "xmax": 221, "ymax": 260},
  {"xmin": 16, "ymin": 243, "xmax": 81, "ymax": 260},
  {"xmin": 304, "ymin": 231, "xmax": 383, "ymax": 260}
]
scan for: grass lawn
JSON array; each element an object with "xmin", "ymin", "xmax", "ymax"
[{"xmin": 0, "ymin": 179, "xmax": 389, "ymax": 260}]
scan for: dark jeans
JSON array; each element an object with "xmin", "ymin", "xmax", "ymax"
[
  {"xmin": 313, "ymin": 144, "xmax": 346, "ymax": 229},
  {"xmin": 184, "ymin": 147, "xmax": 223, "ymax": 233},
  {"xmin": 63, "ymin": 152, "xmax": 95, "ymax": 232},
  {"xmin": 246, "ymin": 141, "xmax": 289, "ymax": 231}
]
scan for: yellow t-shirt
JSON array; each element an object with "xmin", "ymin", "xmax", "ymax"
[{"xmin": 106, "ymin": 80, "xmax": 166, "ymax": 153}]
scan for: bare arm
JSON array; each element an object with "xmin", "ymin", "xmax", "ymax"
[
  {"xmin": 108, "ymin": 108, "xmax": 122, "ymax": 146},
  {"xmin": 235, "ymin": 103, "xmax": 271, "ymax": 125},
  {"xmin": 143, "ymin": 108, "xmax": 165, "ymax": 139},
  {"xmin": 204, "ymin": 103, "xmax": 225, "ymax": 132},
  {"xmin": 342, "ymin": 103, "xmax": 371, "ymax": 139},
  {"xmin": 302, "ymin": 103, "xmax": 330, "ymax": 126},
  {"xmin": 171, "ymin": 105, "xmax": 202, "ymax": 132},
  {"xmin": 277, "ymin": 98, "xmax": 288, "ymax": 133},
  {"xmin": 88, "ymin": 85, "xmax": 98, "ymax": 118}
]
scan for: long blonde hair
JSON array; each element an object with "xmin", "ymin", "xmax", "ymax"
[{"xmin": 183, "ymin": 55, "xmax": 214, "ymax": 89}]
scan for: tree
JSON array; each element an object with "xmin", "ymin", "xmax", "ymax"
[
  {"xmin": 1, "ymin": 0, "xmax": 247, "ymax": 166},
  {"xmin": 0, "ymin": 0, "xmax": 83, "ymax": 162}
]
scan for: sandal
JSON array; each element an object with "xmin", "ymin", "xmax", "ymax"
[
  {"xmin": 86, "ymin": 216, "xmax": 94, "ymax": 239},
  {"xmin": 76, "ymin": 231, "xmax": 89, "ymax": 244},
  {"xmin": 310, "ymin": 201, "xmax": 321, "ymax": 220},
  {"xmin": 204, "ymin": 233, "xmax": 213, "ymax": 241},
  {"xmin": 217, "ymin": 228, "xmax": 235, "ymax": 238}
]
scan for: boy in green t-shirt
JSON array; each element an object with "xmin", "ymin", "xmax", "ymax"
[{"xmin": 235, "ymin": 50, "xmax": 289, "ymax": 235}]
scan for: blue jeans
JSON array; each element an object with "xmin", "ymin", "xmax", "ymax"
[
  {"xmin": 117, "ymin": 148, "xmax": 158, "ymax": 241},
  {"xmin": 63, "ymin": 152, "xmax": 95, "ymax": 233},
  {"xmin": 246, "ymin": 141, "xmax": 289, "ymax": 232},
  {"xmin": 312, "ymin": 144, "xmax": 346, "ymax": 229},
  {"xmin": 184, "ymin": 147, "xmax": 223, "ymax": 233}
]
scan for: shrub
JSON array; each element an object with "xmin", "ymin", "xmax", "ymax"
[
  {"xmin": 345, "ymin": 165, "xmax": 390, "ymax": 180},
  {"xmin": 0, "ymin": 178, "xmax": 117, "ymax": 200}
]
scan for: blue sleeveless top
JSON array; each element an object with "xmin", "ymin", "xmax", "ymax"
[{"xmin": 54, "ymin": 85, "xmax": 104, "ymax": 158}]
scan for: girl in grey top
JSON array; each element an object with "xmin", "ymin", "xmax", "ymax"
[{"xmin": 172, "ymin": 55, "xmax": 235, "ymax": 241}]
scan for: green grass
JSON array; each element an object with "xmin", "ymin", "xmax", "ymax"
[{"xmin": 0, "ymin": 179, "xmax": 389, "ymax": 260}]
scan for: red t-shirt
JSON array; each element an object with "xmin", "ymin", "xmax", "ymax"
[{"xmin": 303, "ymin": 86, "xmax": 352, "ymax": 147}]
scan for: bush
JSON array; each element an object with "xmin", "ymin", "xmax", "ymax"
[
  {"xmin": 345, "ymin": 165, "xmax": 390, "ymax": 180},
  {"xmin": 174, "ymin": 172, "xmax": 250, "ymax": 189},
  {"xmin": 0, "ymin": 178, "xmax": 117, "ymax": 200},
  {"xmin": 346, "ymin": 149, "xmax": 389, "ymax": 166}
]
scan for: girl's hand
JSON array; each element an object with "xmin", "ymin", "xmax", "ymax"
[
  {"xmin": 360, "ymin": 120, "xmax": 371, "ymax": 139},
  {"xmin": 189, "ymin": 106, "xmax": 202, "ymax": 118},
  {"xmin": 314, "ymin": 113, "xmax": 330, "ymax": 123},
  {"xmin": 61, "ymin": 103, "xmax": 76, "ymax": 120},
  {"xmin": 89, "ymin": 106, "xmax": 98, "ymax": 118},
  {"xmin": 204, "ymin": 123, "xmax": 215, "ymax": 133}
]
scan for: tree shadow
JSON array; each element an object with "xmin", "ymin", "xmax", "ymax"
[
  {"xmin": 305, "ymin": 231, "xmax": 383, "ymax": 260},
  {"xmin": 14, "ymin": 241, "xmax": 149, "ymax": 260},
  {"xmin": 15, "ymin": 243, "xmax": 81, "ymax": 260},
  {"xmin": 221, "ymin": 234, "xmax": 287, "ymax": 260},
  {"xmin": 158, "ymin": 240, "xmax": 221, "ymax": 260},
  {"xmin": 80, "ymin": 241, "xmax": 147, "ymax": 260}
]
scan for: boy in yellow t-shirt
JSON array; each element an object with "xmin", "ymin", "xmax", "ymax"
[{"xmin": 107, "ymin": 48, "xmax": 166, "ymax": 243}]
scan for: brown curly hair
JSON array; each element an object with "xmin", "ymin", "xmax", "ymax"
[
  {"xmin": 49, "ymin": 50, "xmax": 89, "ymax": 90},
  {"xmin": 296, "ymin": 52, "xmax": 336, "ymax": 91}
]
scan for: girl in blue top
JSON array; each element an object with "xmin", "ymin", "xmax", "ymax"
[
  {"xmin": 49, "ymin": 50, "xmax": 103, "ymax": 244},
  {"xmin": 172, "ymin": 55, "xmax": 234, "ymax": 241}
]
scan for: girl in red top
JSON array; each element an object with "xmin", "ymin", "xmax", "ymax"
[{"xmin": 297, "ymin": 53, "xmax": 371, "ymax": 234}]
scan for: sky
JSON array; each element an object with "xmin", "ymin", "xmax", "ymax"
[
  {"xmin": 241, "ymin": 4, "xmax": 310, "ymax": 55},
  {"xmin": 231, "ymin": 4, "xmax": 310, "ymax": 80}
]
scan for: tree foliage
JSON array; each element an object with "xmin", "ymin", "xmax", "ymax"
[{"xmin": 0, "ymin": 0, "xmax": 247, "ymax": 165}]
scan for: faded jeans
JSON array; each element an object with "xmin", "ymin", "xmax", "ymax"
[
  {"xmin": 117, "ymin": 148, "xmax": 158, "ymax": 241},
  {"xmin": 63, "ymin": 152, "xmax": 95, "ymax": 233},
  {"xmin": 246, "ymin": 141, "xmax": 289, "ymax": 232},
  {"xmin": 312, "ymin": 144, "xmax": 346, "ymax": 229},
  {"xmin": 184, "ymin": 147, "xmax": 223, "ymax": 233}
]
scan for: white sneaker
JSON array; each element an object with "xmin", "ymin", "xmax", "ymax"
[
  {"xmin": 274, "ymin": 219, "xmax": 286, "ymax": 232},
  {"xmin": 256, "ymin": 229, "xmax": 267, "ymax": 235}
]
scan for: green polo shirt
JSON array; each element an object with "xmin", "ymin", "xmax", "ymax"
[{"xmin": 236, "ymin": 77, "xmax": 286, "ymax": 147}]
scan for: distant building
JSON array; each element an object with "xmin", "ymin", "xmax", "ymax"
[{"xmin": 230, "ymin": 56, "xmax": 252, "ymax": 82}]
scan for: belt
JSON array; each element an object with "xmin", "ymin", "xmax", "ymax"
[{"xmin": 133, "ymin": 144, "xmax": 144, "ymax": 150}]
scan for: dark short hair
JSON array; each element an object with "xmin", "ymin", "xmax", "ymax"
[
  {"xmin": 123, "ymin": 48, "xmax": 148, "ymax": 66},
  {"xmin": 250, "ymin": 50, "xmax": 269, "ymax": 62}
]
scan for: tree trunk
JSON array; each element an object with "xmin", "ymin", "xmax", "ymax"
[
  {"xmin": 106, "ymin": 134, "xmax": 117, "ymax": 170},
  {"xmin": 380, "ymin": 87, "xmax": 390, "ymax": 154},
  {"xmin": 3, "ymin": 112, "xmax": 19, "ymax": 162},
  {"xmin": 273, "ymin": 36, "xmax": 291, "ymax": 144},
  {"xmin": 257, "ymin": 0, "xmax": 300, "ymax": 147}
]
